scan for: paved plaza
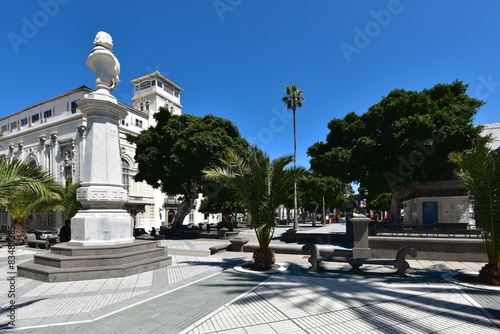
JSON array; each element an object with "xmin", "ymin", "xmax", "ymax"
[{"xmin": 1, "ymin": 225, "xmax": 500, "ymax": 333}]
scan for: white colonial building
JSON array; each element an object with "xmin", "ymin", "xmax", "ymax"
[
  {"xmin": 0, "ymin": 71, "xmax": 211, "ymax": 233},
  {"xmin": 481, "ymin": 122, "xmax": 500, "ymax": 150}
]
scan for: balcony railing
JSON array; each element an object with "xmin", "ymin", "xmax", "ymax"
[{"xmin": 369, "ymin": 222, "xmax": 481, "ymax": 238}]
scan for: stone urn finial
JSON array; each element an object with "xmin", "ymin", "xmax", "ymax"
[{"xmin": 86, "ymin": 31, "xmax": 120, "ymax": 94}]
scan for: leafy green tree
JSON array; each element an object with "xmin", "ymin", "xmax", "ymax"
[
  {"xmin": 369, "ymin": 192, "xmax": 392, "ymax": 214},
  {"xmin": 450, "ymin": 136, "xmax": 500, "ymax": 285},
  {"xmin": 283, "ymin": 84, "xmax": 305, "ymax": 231},
  {"xmin": 299, "ymin": 175, "xmax": 344, "ymax": 225},
  {"xmin": 0, "ymin": 159, "xmax": 63, "ymax": 245},
  {"xmin": 308, "ymin": 81, "xmax": 483, "ymax": 224},
  {"xmin": 127, "ymin": 107, "xmax": 248, "ymax": 226},
  {"xmin": 199, "ymin": 185, "xmax": 246, "ymax": 223},
  {"xmin": 204, "ymin": 145, "xmax": 307, "ymax": 270},
  {"xmin": 299, "ymin": 178, "xmax": 320, "ymax": 225}
]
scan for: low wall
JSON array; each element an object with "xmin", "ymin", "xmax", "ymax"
[{"xmin": 369, "ymin": 236, "xmax": 488, "ymax": 262}]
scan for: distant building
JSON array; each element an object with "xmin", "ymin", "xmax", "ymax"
[
  {"xmin": 399, "ymin": 123, "xmax": 498, "ymax": 226},
  {"xmin": 401, "ymin": 179, "xmax": 471, "ymax": 226},
  {"xmin": 481, "ymin": 122, "xmax": 500, "ymax": 150},
  {"xmin": 0, "ymin": 71, "xmax": 210, "ymax": 232}
]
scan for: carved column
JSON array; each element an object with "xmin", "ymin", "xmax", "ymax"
[
  {"xmin": 76, "ymin": 125, "xmax": 87, "ymax": 182},
  {"xmin": 71, "ymin": 96, "xmax": 132, "ymax": 246},
  {"xmin": 50, "ymin": 133, "xmax": 58, "ymax": 180},
  {"xmin": 39, "ymin": 136, "xmax": 47, "ymax": 168}
]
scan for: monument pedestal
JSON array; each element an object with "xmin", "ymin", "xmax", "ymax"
[
  {"xmin": 17, "ymin": 31, "xmax": 171, "ymax": 282},
  {"xmin": 70, "ymin": 210, "xmax": 134, "ymax": 246}
]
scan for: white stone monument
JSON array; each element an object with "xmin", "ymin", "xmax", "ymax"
[{"xmin": 70, "ymin": 31, "xmax": 134, "ymax": 246}]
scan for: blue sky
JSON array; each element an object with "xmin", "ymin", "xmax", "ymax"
[{"xmin": 1, "ymin": 0, "xmax": 499, "ymax": 169}]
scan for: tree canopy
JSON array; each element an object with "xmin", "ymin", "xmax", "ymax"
[
  {"xmin": 127, "ymin": 107, "xmax": 249, "ymax": 225},
  {"xmin": 198, "ymin": 184, "xmax": 246, "ymax": 221},
  {"xmin": 308, "ymin": 81, "xmax": 484, "ymax": 223},
  {"xmin": 299, "ymin": 175, "xmax": 345, "ymax": 224}
]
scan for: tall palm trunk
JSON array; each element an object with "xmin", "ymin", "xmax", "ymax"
[
  {"xmin": 293, "ymin": 107, "xmax": 298, "ymax": 231},
  {"xmin": 11, "ymin": 219, "xmax": 26, "ymax": 246}
]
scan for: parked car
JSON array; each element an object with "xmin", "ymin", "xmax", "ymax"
[{"xmin": 133, "ymin": 227, "xmax": 147, "ymax": 237}]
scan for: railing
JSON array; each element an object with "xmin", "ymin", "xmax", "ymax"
[{"xmin": 369, "ymin": 223, "xmax": 482, "ymax": 238}]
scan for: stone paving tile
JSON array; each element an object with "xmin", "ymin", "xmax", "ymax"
[
  {"xmin": 269, "ymin": 320, "xmax": 305, "ymax": 334},
  {"xmin": 2, "ymin": 239, "xmax": 500, "ymax": 333}
]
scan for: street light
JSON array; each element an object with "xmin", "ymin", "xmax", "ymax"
[{"xmin": 364, "ymin": 189, "xmax": 368, "ymax": 216}]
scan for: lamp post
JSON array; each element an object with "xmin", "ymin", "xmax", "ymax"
[{"xmin": 364, "ymin": 189, "xmax": 368, "ymax": 216}]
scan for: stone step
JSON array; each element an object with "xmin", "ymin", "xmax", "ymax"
[
  {"xmin": 49, "ymin": 239, "xmax": 159, "ymax": 256},
  {"xmin": 33, "ymin": 247, "xmax": 168, "ymax": 268},
  {"xmin": 17, "ymin": 255, "xmax": 173, "ymax": 283}
]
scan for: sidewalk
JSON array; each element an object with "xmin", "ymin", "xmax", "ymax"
[{"xmin": 1, "ymin": 226, "xmax": 500, "ymax": 333}]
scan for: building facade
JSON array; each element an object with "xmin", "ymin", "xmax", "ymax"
[
  {"xmin": 399, "ymin": 124, "xmax": 498, "ymax": 227},
  {"xmin": 0, "ymin": 71, "xmax": 211, "ymax": 232},
  {"xmin": 481, "ymin": 122, "xmax": 500, "ymax": 150}
]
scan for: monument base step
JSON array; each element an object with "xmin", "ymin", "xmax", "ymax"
[{"xmin": 17, "ymin": 240, "xmax": 172, "ymax": 282}]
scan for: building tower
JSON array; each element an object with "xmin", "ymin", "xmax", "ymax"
[{"xmin": 131, "ymin": 71, "xmax": 182, "ymax": 125}]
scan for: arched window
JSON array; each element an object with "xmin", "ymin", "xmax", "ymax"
[
  {"xmin": 122, "ymin": 159, "xmax": 132, "ymax": 190},
  {"xmin": 64, "ymin": 165, "xmax": 72, "ymax": 180}
]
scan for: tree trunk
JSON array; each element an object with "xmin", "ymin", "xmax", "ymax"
[
  {"xmin": 322, "ymin": 196, "xmax": 326, "ymax": 225},
  {"xmin": 312, "ymin": 203, "xmax": 319, "ymax": 227},
  {"xmin": 252, "ymin": 247, "xmax": 276, "ymax": 270},
  {"xmin": 479, "ymin": 263, "xmax": 500, "ymax": 285},
  {"xmin": 293, "ymin": 107, "xmax": 298, "ymax": 231},
  {"xmin": 10, "ymin": 220, "xmax": 26, "ymax": 246},
  {"xmin": 173, "ymin": 197, "xmax": 194, "ymax": 226},
  {"xmin": 389, "ymin": 188, "xmax": 404, "ymax": 225}
]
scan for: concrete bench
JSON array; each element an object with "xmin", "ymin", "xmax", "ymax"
[
  {"xmin": 217, "ymin": 228, "xmax": 239, "ymax": 240},
  {"xmin": 26, "ymin": 233, "xmax": 50, "ymax": 249},
  {"xmin": 209, "ymin": 244, "xmax": 229, "ymax": 255},
  {"xmin": 302, "ymin": 243, "xmax": 418, "ymax": 278},
  {"xmin": 46, "ymin": 236, "xmax": 58, "ymax": 249}
]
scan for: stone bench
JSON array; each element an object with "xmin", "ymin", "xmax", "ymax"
[
  {"xmin": 46, "ymin": 236, "xmax": 58, "ymax": 249},
  {"xmin": 302, "ymin": 243, "xmax": 418, "ymax": 278},
  {"xmin": 217, "ymin": 228, "xmax": 239, "ymax": 240},
  {"xmin": 26, "ymin": 233, "xmax": 52, "ymax": 249},
  {"xmin": 209, "ymin": 244, "xmax": 229, "ymax": 255}
]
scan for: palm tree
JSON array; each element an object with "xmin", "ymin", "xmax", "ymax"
[
  {"xmin": 450, "ymin": 135, "xmax": 500, "ymax": 285},
  {"xmin": 0, "ymin": 158, "xmax": 60, "ymax": 200},
  {"xmin": 62, "ymin": 177, "xmax": 82, "ymax": 220},
  {"xmin": 204, "ymin": 145, "xmax": 307, "ymax": 270},
  {"xmin": 282, "ymin": 84, "xmax": 305, "ymax": 231},
  {"xmin": 0, "ymin": 159, "xmax": 63, "ymax": 245},
  {"xmin": 3, "ymin": 187, "xmax": 63, "ymax": 245}
]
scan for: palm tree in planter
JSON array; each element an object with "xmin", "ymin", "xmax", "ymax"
[
  {"xmin": 450, "ymin": 135, "xmax": 500, "ymax": 285},
  {"xmin": 3, "ymin": 187, "xmax": 63, "ymax": 245},
  {"xmin": 204, "ymin": 145, "xmax": 307, "ymax": 270},
  {"xmin": 0, "ymin": 158, "xmax": 62, "ymax": 245}
]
